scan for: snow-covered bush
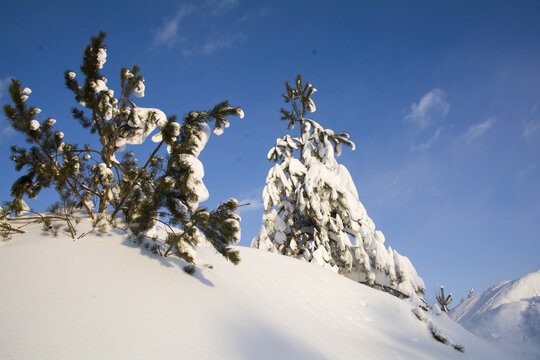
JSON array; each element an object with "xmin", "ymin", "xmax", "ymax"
[
  {"xmin": 252, "ymin": 75, "xmax": 426, "ymax": 304},
  {"xmin": 2, "ymin": 32, "xmax": 243, "ymax": 264}
]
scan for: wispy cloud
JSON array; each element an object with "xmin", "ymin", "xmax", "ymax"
[
  {"xmin": 358, "ymin": 158, "xmax": 434, "ymax": 208},
  {"xmin": 411, "ymin": 127, "xmax": 443, "ymax": 151},
  {"xmin": 0, "ymin": 124, "xmax": 16, "ymax": 143},
  {"xmin": 151, "ymin": 0, "xmax": 245, "ymax": 55},
  {"xmin": 405, "ymin": 88, "xmax": 450, "ymax": 128},
  {"xmin": 236, "ymin": 196, "xmax": 264, "ymax": 214},
  {"xmin": 518, "ymin": 162, "xmax": 538, "ymax": 178},
  {"xmin": 235, "ymin": 187, "xmax": 264, "ymax": 214},
  {"xmin": 151, "ymin": 6, "xmax": 193, "ymax": 49},
  {"xmin": 0, "ymin": 77, "xmax": 12, "ymax": 100},
  {"xmin": 521, "ymin": 119, "xmax": 540, "ymax": 140},
  {"xmin": 184, "ymin": 33, "xmax": 247, "ymax": 56},
  {"xmin": 238, "ymin": 4, "xmax": 270, "ymax": 22},
  {"xmin": 0, "ymin": 77, "xmax": 15, "ymax": 143},
  {"xmin": 237, "ymin": 199, "xmax": 264, "ymax": 214},
  {"xmin": 207, "ymin": 0, "xmax": 239, "ymax": 15},
  {"xmin": 465, "ymin": 117, "xmax": 496, "ymax": 142}
]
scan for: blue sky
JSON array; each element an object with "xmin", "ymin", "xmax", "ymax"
[{"xmin": 1, "ymin": 0, "xmax": 539, "ymax": 303}]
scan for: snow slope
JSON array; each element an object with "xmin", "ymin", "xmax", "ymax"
[
  {"xmin": 0, "ymin": 219, "xmax": 508, "ymax": 359},
  {"xmin": 450, "ymin": 269, "xmax": 540, "ymax": 360}
]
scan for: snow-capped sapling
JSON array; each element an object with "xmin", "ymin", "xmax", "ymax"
[
  {"xmin": 2, "ymin": 32, "xmax": 243, "ymax": 265},
  {"xmin": 436, "ymin": 286, "xmax": 453, "ymax": 312}
]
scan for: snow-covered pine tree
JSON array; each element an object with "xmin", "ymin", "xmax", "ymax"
[
  {"xmin": 2, "ymin": 32, "xmax": 243, "ymax": 264},
  {"xmin": 252, "ymin": 75, "xmax": 426, "ymax": 304}
]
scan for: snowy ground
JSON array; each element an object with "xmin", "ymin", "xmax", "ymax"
[
  {"xmin": 0, "ymin": 218, "xmax": 510, "ymax": 359},
  {"xmin": 450, "ymin": 268, "xmax": 540, "ymax": 360}
]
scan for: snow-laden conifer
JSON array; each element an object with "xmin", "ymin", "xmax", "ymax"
[
  {"xmin": 252, "ymin": 75, "xmax": 426, "ymax": 304},
  {"xmin": 2, "ymin": 32, "xmax": 243, "ymax": 265}
]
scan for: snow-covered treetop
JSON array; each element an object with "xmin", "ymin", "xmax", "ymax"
[{"xmin": 279, "ymin": 75, "xmax": 318, "ymax": 131}]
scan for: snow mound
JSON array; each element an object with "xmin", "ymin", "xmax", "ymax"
[
  {"xmin": 0, "ymin": 219, "xmax": 509, "ymax": 359},
  {"xmin": 450, "ymin": 268, "xmax": 540, "ymax": 360}
]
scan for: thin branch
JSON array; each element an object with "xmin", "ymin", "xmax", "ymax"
[
  {"xmin": 359, "ymin": 281, "xmax": 411, "ymax": 300},
  {"xmin": 110, "ymin": 140, "xmax": 165, "ymax": 219},
  {"xmin": 0, "ymin": 223, "xmax": 26, "ymax": 234},
  {"xmin": 7, "ymin": 215, "xmax": 71, "ymax": 222},
  {"xmin": 163, "ymin": 224, "xmax": 190, "ymax": 258},
  {"xmin": 163, "ymin": 239, "xmax": 178, "ymax": 258},
  {"xmin": 8, "ymin": 211, "xmax": 77, "ymax": 239},
  {"xmin": 155, "ymin": 218, "xmax": 177, "ymax": 236},
  {"xmin": 51, "ymin": 148, "xmax": 105, "ymax": 159}
]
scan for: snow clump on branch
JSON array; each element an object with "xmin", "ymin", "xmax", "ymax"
[{"xmin": 96, "ymin": 48, "xmax": 107, "ymax": 69}]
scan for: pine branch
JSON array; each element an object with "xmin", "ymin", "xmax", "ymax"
[
  {"xmin": 163, "ymin": 229, "xmax": 189, "ymax": 258},
  {"xmin": 110, "ymin": 140, "xmax": 165, "ymax": 219},
  {"xmin": 33, "ymin": 139, "xmax": 95, "ymax": 220}
]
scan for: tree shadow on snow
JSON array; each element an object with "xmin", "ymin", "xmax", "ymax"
[
  {"xmin": 224, "ymin": 314, "xmax": 327, "ymax": 360},
  {"xmin": 121, "ymin": 237, "xmax": 214, "ymax": 287}
]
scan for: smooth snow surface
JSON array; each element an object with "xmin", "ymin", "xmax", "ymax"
[
  {"xmin": 450, "ymin": 268, "xmax": 540, "ymax": 360},
  {"xmin": 0, "ymin": 219, "xmax": 509, "ymax": 360}
]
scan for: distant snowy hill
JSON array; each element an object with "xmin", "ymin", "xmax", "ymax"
[
  {"xmin": 0, "ymin": 219, "xmax": 509, "ymax": 359},
  {"xmin": 450, "ymin": 269, "xmax": 540, "ymax": 360}
]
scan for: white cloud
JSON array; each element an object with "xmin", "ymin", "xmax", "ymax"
[
  {"xmin": 183, "ymin": 33, "xmax": 247, "ymax": 56},
  {"xmin": 521, "ymin": 119, "xmax": 540, "ymax": 139},
  {"xmin": 236, "ymin": 198, "xmax": 264, "ymax": 214},
  {"xmin": 0, "ymin": 77, "xmax": 12, "ymax": 100},
  {"xmin": 358, "ymin": 158, "xmax": 433, "ymax": 208},
  {"xmin": 411, "ymin": 127, "xmax": 443, "ymax": 151},
  {"xmin": 518, "ymin": 162, "xmax": 538, "ymax": 178},
  {"xmin": 0, "ymin": 125, "xmax": 16, "ymax": 143},
  {"xmin": 465, "ymin": 117, "xmax": 496, "ymax": 142},
  {"xmin": 0, "ymin": 77, "xmax": 15, "ymax": 143},
  {"xmin": 405, "ymin": 88, "xmax": 450, "ymax": 128},
  {"xmin": 152, "ymin": 6, "xmax": 193, "ymax": 49},
  {"xmin": 235, "ymin": 187, "xmax": 264, "ymax": 214},
  {"xmin": 238, "ymin": 5, "xmax": 270, "ymax": 22},
  {"xmin": 152, "ymin": 2, "xmax": 245, "ymax": 55},
  {"xmin": 207, "ymin": 0, "xmax": 239, "ymax": 15}
]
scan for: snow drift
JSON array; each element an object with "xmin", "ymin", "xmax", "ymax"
[
  {"xmin": 0, "ymin": 219, "xmax": 509, "ymax": 359},
  {"xmin": 450, "ymin": 268, "xmax": 540, "ymax": 360}
]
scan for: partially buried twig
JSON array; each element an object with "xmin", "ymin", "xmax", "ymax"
[
  {"xmin": 0, "ymin": 222, "xmax": 26, "ymax": 234},
  {"xmin": 7, "ymin": 214, "xmax": 76, "ymax": 239}
]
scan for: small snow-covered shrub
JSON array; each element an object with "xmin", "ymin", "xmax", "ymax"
[
  {"xmin": 425, "ymin": 317, "xmax": 464, "ymax": 352},
  {"xmin": 429, "ymin": 322, "xmax": 448, "ymax": 344},
  {"xmin": 2, "ymin": 32, "xmax": 243, "ymax": 265},
  {"xmin": 413, "ymin": 306, "xmax": 426, "ymax": 322},
  {"xmin": 431, "ymin": 303, "xmax": 443, "ymax": 316}
]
